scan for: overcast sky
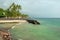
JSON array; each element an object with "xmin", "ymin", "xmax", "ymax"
[{"xmin": 0, "ymin": 0, "xmax": 60, "ymax": 18}]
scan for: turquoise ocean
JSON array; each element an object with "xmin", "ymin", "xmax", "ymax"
[{"xmin": 0, "ymin": 18, "xmax": 60, "ymax": 40}]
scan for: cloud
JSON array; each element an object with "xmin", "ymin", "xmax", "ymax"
[
  {"xmin": 0, "ymin": 0, "xmax": 21, "ymax": 9},
  {"xmin": 0, "ymin": 0, "xmax": 60, "ymax": 18},
  {"xmin": 21, "ymin": 0, "xmax": 60, "ymax": 18}
]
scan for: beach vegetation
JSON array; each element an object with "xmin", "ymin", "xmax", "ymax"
[{"xmin": 0, "ymin": 3, "xmax": 28, "ymax": 18}]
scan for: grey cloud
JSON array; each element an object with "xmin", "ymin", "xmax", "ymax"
[{"xmin": 0, "ymin": 0, "xmax": 60, "ymax": 18}]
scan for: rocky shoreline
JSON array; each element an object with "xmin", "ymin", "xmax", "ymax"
[
  {"xmin": 26, "ymin": 19, "xmax": 40, "ymax": 25},
  {"xmin": 0, "ymin": 28, "xmax": 12, "ymax": 40},
  {"xmin": 0, "ymin": 19, "xmax": 40, "ymax": 40}
]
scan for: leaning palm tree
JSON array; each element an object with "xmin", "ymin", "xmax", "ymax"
[{"xmin": 7, "ymin": 3, "xmax": 21, "ymax": 18}]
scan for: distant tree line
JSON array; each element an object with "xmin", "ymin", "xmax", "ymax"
[{"xmin": 0, "ymin": 3, "xmax": 28, "ymax": 18}]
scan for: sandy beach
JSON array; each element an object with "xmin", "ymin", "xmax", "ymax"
[
  {"xmin": 0, "ymin": 20, "xmax": 27, "ymax": 23},
  {"xmin": 0, "ymin": 20, "xmax": 27, "ymax": 29}
]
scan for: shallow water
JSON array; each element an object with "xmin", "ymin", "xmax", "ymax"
[{"xmin": 0, "ymin": 18, "xmax": 60, "ymax": 40}]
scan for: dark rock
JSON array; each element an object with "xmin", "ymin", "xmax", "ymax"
[{"xmin": 26, "ymin": 19, "xmax": 40, "ymax": 25}]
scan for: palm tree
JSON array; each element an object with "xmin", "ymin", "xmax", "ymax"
[
  {"xmin": 0, "ymin": 8, "xmax": 6, "ymax": 18},
  {"xmin": 0, "ymin": 3, "xmax": 28, "ymax": 18},
  {"xmin": 7, "ymin": 3, "xmax": 21, "ymax": 17}
]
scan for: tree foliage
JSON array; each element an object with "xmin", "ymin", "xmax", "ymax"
[
  {"xmin": 0, "ymin": 8, "xmax": 5, "ymax": 17},
  {"xmin": 0, "ymin": 3, "xmax": 28, "ymax": 18}
]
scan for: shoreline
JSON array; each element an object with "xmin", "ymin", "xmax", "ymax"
[
  {"xmin": 0, "ymin": 19, "xmax": 40, "ymax": 25},
  {"xmin": 0, "ymin": 20, "xmax": 27, "ymax": 23}
]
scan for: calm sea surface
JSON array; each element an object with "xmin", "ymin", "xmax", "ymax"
[{"xmin": 0, "ymin": 18, "xmax": 60, "ymax": 40}]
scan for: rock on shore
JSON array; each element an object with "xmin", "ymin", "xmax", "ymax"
[{"xmin": 26, "ymin": 19, "xmax": 40, "ymax": 25}]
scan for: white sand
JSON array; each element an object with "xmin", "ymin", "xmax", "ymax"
[
  {"xmin": 0, "ymin": 20, "xmax": 27, "ymax": 29},
  {"xmin": 0, "ymin": 20, "xmax": 27, "ymax": 23}
]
